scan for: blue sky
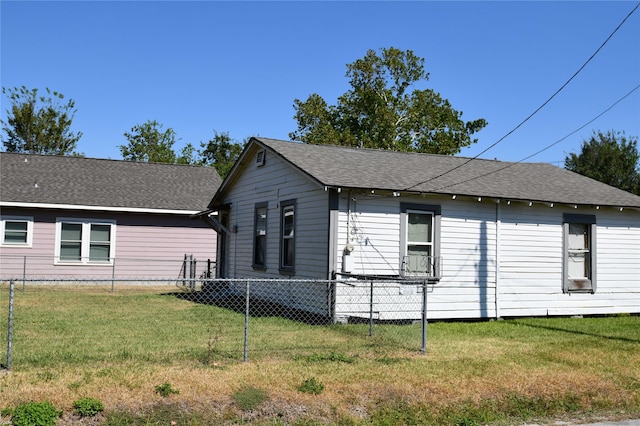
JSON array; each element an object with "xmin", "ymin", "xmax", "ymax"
[{"xmin": 1, "ymin": 1, "xmax": 639, "ymax": 165}]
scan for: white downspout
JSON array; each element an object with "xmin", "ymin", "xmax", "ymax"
[{"xmin": 495, "ymin": 202, "xmax": 501, "ymax": 319}]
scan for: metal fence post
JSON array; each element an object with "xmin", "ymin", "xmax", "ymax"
[
  {"xmin": 22, "ymin": 256, "xmax": 26, "ymax": 291},
  {"xmin": 183, "ymin": 254, "xmax": 187, "ymax": 284},
  {"xmin": 421, "ymin": 280, "xmax": 428, "ymax": 354},
  {"xmin": 369, "ymin": 280, "xmax": 374, "ymax": 337},
  {"xmin": 190, "ymin": 255, "xmax": 196, "ymax": 292},
  {"xmin": 111, "ymin": 258, "xmax": 116, "ymax": 293},
  {"xmin": 6, "ymin": 280, "xmax": 15, "ymax": 370},
  {"xmin": 244, "ymin": 279, "xmax": 250, "ymax": 362}
]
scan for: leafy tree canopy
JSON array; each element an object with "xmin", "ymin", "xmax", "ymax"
[
  {"xmin": 120, "ymin": 122, "xmax": 244, "ymax": 178},
  {"xmin": 289, "ymin": 47, "xmax": 487, "ymax": 155},
  {"xmin": 1, "ymin": 86, "xmax": 82, "ymax": 155},
  {"xmin": 565, "ymin": 130, "xmax": 640, "ymax": 195},
  {"xmin": 120, "ymin": 120, "xmax": 190, "ymax": 164},
  {"xmin": 199, "ymin": 130, "xmax": 245, "ymax": 178}
]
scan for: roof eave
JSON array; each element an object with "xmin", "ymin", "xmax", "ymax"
[{"xmin": 0, "ymin": 201, "xmax": 201, "ymax": 215}]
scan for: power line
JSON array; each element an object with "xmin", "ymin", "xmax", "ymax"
[
  {"xmin": 403, "ymin": 1, "xmax": 640, "ymax": 191},
  {"xmin": 512, "ymin": 84, "xmax": 640, "ymax": 164},
  {"xmin": 428, "ymin": 83, "xmax": 640, "ymax": 193}
]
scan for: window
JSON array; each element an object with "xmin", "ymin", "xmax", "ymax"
[
  {"xmin": 400, "ymin": 203, "xmax": 441, "ymax": 278},
  {"xmin": 253, "ymin": 203, "xmax": 267, "ymax": 269},
  {"xmin": 217, "ymin": 210, "xmax": 229, "ymax": 278},
  {"xmin": 56, "ymin": 219, "xmax": 115, "ymax": 264},
  {"xmin": 279, "ymin": 200, "xmax": 296, "ymax": 272},
  {"xmin": 406, "ymin": 211, "xmax": 434, "ymax": 274},
  {"xmin": 563, "ymin": 214, "xmax": 596, "ymax": 293},
  {"xmin": 1, "ymin": 216, "xmax": 33, "ymax": 247}
]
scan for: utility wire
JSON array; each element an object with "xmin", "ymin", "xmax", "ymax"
[
  {"xmin": 428, "ymin": 83, "xmax": 640, "ymax": 193},
  {"xmin": 403, "ymin": 1, "xmax": 640, "ymax": 191}
]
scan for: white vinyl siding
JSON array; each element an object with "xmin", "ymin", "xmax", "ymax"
[
  {"xmin": 212, "ymin": 141, "xmax": 640, "ymax": 320},
  {"xmin": 218, "ymin": 146, "xmax": 329, "ymax": 279},
  {"xmin": 334, "ymin": 197, "xmax": 497, "ymax": 320},
  {"xmin": 337, "ymin": 196, "xmax": 401, "ymax": 276}
]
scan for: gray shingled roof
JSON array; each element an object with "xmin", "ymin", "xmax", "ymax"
[
  {"xmin": 252, "ymin": 137, "xmax": 640, "ymax": 208},
  {"xmin": 1, "ymin": 152, "xmax": 222, "ymax": 212}
]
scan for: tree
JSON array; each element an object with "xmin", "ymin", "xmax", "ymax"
[
  {"xmin": 289, "ymin": 47, "xmax": 487, "ymax": 154},
  {"xmin": 120, "ymin": 122, "xmax": 245, "ymax": 176},
  {"xmin": 565, "ymin": 130, "xmax": 640, "ymax": 195},
  {"xmin": 176, "ymin": 142, "xmax": 199, "ymax": 165},
  {"xmin": 120, "ymin": 120, "xmax": 180, "ymax": 163},
  {"xmin": 1, "ymin": 86, "xmax": 82, "ymax": 155},
  {"xmin": 199, "ymin": 130, "xmax": 245, "ymax": 178}
]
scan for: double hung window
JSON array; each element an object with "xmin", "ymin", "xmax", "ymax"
[
  {"xmin": 563, "ymin": 214, "xmax": 596, "ymax": 293},
  {"xmin": 56, "ymin": 219, "xmax": 115, "ymax": 264},
  {"xmin": 253, "ymin": 203, "xmax": 267, "ymax": 269},
  {"xmin": 400, "ymin": 203, "xmax": 441, "ymax": 278},
  {"xmin": 279, "ymin": 200, "xmax": 296, "ymax": 272},
  {"xmin": 406, "ymin": 211, "xmax": 434, "ymax": 275}
]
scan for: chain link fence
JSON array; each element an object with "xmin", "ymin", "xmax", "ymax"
[
  {"xmin": 0, "ymin": 254, "xmax": 214, "ymax": 288},
  {"xmin": 1, "ymin": 266, "xmax": 432, "ymax": 370}
]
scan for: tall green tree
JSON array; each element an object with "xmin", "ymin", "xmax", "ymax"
[
  {"xmin": 199, "ymin": 130, "xmax": 245, "ymax": 178},
  {"xmin": 1, "ymin": 86, "xmax": 82, "ymax": 155},
  {"xmin": 120, "ymin": 120, "xmax": 180, "ymax": 163},
  {"xmin": 290, "ymin": 47, "xmax": 487, "ymax": 154},
  {"xmin": 565, "ymin": 130, "xmax": 640, "ymax": 195}
]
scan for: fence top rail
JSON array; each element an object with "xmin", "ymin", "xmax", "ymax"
[
  {"xmin": 0, "ymin": 254, "xmax": 211, "ymax": 262},
  {"xmin": 1, "ymin": 277, "xmax": 431, "ymax": 285}
]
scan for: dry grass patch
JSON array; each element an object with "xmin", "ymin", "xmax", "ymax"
[{"xmin": 0, "ymin": 285, "xmax": 638, "ymax": 424}]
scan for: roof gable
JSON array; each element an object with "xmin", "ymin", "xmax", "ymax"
[
  {"xmin": 218, "ymin": 137, "xmax": 640, "ymax": 209},
  {"xmin": 1, "ymin": 153, "xmax": 222, "ymax": 213}
]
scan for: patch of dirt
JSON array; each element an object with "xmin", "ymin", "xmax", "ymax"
[{"xmin": 57, "ymin": 412, "xmax": 106, "ymax": 426}]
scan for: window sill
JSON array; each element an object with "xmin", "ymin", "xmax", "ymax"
[
  {"xmin": 54, "ymin": 261, "xmax": 114, "ymax": 266},
  {"xmin": 278, "ymin": 268, "xmax": 296, "ymax": 276},
  {"xmin": 0, "ymin": 243, "xmax": 32, "ymax": 248}
]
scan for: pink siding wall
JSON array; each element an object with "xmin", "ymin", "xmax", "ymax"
[{"xmin": 0, "ymin": 207, "xmax": 217, "ymax": 281}]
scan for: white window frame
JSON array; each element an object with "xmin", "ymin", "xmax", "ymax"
[
  {"xmin": 562, "ymin": 214, "xmax": 596, "ymax": 293},
  {"xmin": 399, "ymin": 203, "xmax": 441, "ymax": 278},
  {"xmin": 54, "ymin": 218, "xmax": 116, "ymax": 265},
  {"xmin": 404, "ymin": 210, "xmax": 434, "ymax": 275},
  {"xmin": 0, "ymin": 216, "xmax": 34, "ymax": 247}
]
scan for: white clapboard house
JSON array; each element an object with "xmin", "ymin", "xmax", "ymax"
[{"xmin": 199, "ymin": 137, "xmax": 640, "ymax": 321}]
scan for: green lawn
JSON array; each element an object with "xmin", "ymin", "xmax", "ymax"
[{"xmin": 1, "ymin": 284, "xmax": 638, "ymax": 425}]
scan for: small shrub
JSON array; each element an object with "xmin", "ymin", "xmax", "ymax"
[
  {"xmin": 297, "ymin": 377, "xmax": 325, "ymax": 395},
  {"xmin": 73, "ymin": 397, "xmax": 104, "ymax": 417},
  {"xmin": 11, "ymin": 401, "xmax": 61, "ymax": 426},
  {"xmin": 154, "ymin": 382, "xmax": 179, "ymax": 397},
  {"xmin": 232, "ymin": 386, "xmax": 269, "ymax": 411}
]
